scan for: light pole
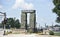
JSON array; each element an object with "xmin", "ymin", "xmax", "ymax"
[
  {"xmin": 3, "ymin": 13, "xmax": 6, "ymax": 35},
  {"xmin": 0, "ymin": 12, "xmax": 6, "ymax": 35}
]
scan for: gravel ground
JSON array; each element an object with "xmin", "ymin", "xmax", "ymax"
[
  {"xmin": 0, "ymin": 34, "xmax": 59, "ymax": 37},
  {"xmin": 0, "ymin": 29, "xmax": 60, "ymax": 37}
]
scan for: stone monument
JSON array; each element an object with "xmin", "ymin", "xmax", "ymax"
[{"xmin": 21, "ymin": 10, "xmax": 36, "ymax": 32}]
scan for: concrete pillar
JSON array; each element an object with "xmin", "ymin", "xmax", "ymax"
[
  {"xmin": 29, "ymin": 13, "xmax": 36, "ymax": 32},
  {"xmin": 21, "ymin": 12, "xmax": 27, "ymax": 29},
  {"xmin": 30, "ymin": 13, "xmax": 34, "ymax": 28}
]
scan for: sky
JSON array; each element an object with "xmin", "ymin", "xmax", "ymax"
[{"xmin": 0, "ymin": 0, "xmax": 58, "ymax": 28}]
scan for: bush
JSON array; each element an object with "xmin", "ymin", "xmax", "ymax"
[
  {"xmin": 6, "ymin": 31, "xmax": 12, "ymax": 34},
  {"xmin": 49, "ymin": 31, "xmax": 54, "ymax": 35}
]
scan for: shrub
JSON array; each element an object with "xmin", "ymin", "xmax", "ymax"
[
  {"xmin": 49, "ymin": 31, "xmax": 54, "ymax": 35},
  {"xmin": 7, "ymin": 31, "xmax": 12, "ymax": 34}
]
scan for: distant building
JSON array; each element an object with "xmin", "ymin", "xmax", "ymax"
[
  {"xmin": 53, "ymin": 26, "xmax": 60, "ymax": 32},
  {"xmin": 46, "ymin": 25, "xmax": 60, "ymax": 32}
]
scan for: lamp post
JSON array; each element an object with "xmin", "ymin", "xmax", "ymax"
[
  {"xmin": 0, "ymin": 12, "xmax": 6, "ymax": 35},
  {"xmin": 3, "ymin": 13, "xmax": 6, "ymax": 35}
]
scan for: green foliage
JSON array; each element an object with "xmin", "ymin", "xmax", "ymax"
[
  {"xmin": 7, "ymin": 31, "xmax": 12, "ymax": 34},
  {"xmin": 53, "ymin": 0, "xmax": 60, "ymax": 23},
  {"xmin": 49, "ymin": 31, "xmax": 54, "ymax": 35},
  {"xmin": 1, "ymin": 18, "xmax": 21, "ymax": 29},
  {"xmin": 54, "ymin": 24, "xmax": 60, "ymax": 27},
  {"xmin": 15, "ymin": 19, "xmax": 20, "ymax": 29},
  {"xmin": 54, "ymin": 32, "xmax": 60, "ymax": 36},
  {"xmin": 53, "ymin": 0, "xmax": 60, "ymax": 5},
  {"xmin": 56, "ymin": 17, "xmax": 60, "ymax": 23}
]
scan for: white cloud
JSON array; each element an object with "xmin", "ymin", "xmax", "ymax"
[{"xmin": 12, "ymin": 0, "xmax": 34, "ymax": 10}]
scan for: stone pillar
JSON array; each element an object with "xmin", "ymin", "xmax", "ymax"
[
  {"xmin": 21, "ymin": 12, "xmax": 27, "ymax": 29},
  {"xmin": 29, "ymin": 12, "xmax": 36, "ymax": 32},
  {"xmin": 30, "ymin": 13, "xmax": 35, "ymax": 28}
]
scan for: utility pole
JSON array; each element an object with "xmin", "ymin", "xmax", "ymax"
[
  {"xmin": 39, "ymin": 24, "xmax": 40, "ymax": 29},
  {"xmin": 45, "ymin": 23, "xmax": 47, "ymax": 28},
  {"xmin": 45, "ymin": 23, "xmax": 46, "ymax": 34},
  {"xmin": 0, "ymin": 12, "xmax": 7, "ymax": 35},
  {"xmin": 3, "ymin": 13, "xmax": 6, "ymax": 35}
]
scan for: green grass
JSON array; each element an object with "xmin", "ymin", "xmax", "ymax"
[{"xmin": 54, "ymin": 32, "xmax": 60, "ymax": 36}]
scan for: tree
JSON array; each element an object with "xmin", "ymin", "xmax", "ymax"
[
  {"xmin": 1, "ymin": 18, "xmax": 21, "ymax": 29},
  {"xmin": 53, "ymin": 0, "xmax": 60, "ymax": 23},
  {"xmin": 15, "ymin": 19, "xmax": 21, "ymax": 29},
  {"xmin": 54, "ymin": 24, "xmax": 60, "ymax": 27}
]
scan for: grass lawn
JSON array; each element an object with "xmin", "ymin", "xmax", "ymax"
[{"xmin": 54, "ymin": 32, "xmax": 60, "ymax": 36}]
